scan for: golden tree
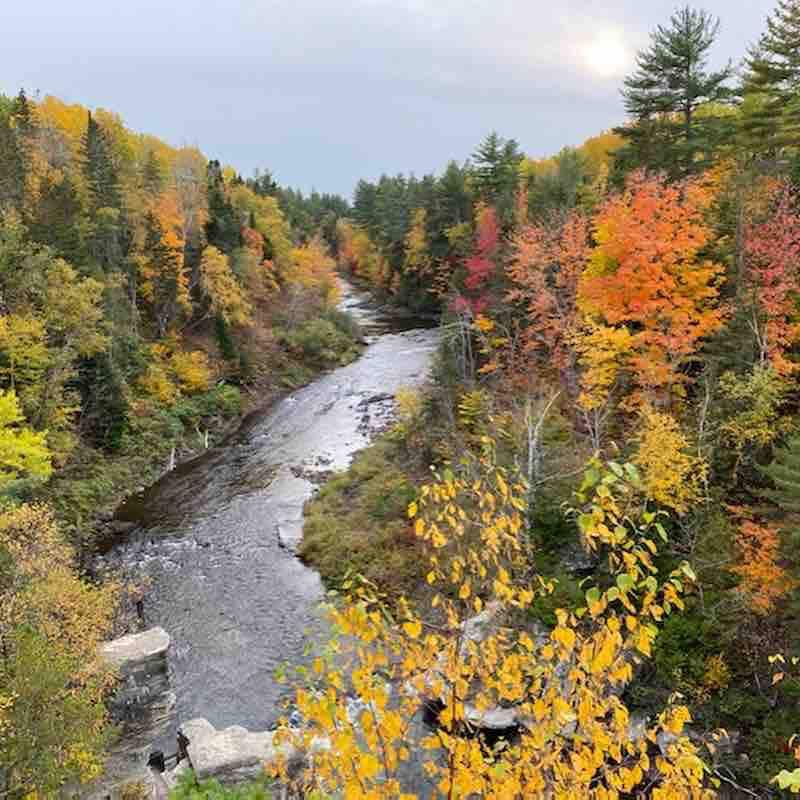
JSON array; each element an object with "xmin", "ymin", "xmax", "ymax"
[{"xmin": 272, "ymin": 443, "xmax": 713, "ymax": 799}]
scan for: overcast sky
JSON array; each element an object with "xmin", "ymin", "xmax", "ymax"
[{"xmin": 1, "ymin": 1, "xmax": 775, "ymax": 197}]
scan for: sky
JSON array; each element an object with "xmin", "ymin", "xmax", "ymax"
[{"xmin": 1, "ymin": 1, "xmax": 775, "ymax": 197}]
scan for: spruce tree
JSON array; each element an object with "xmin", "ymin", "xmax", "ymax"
[
  {"xmin": 204, "ymin": 160, "xmax": 241, "ymax": 254},
  {"xmin": 141, "ymin": 149, "xmax": 164, "ymax": 195},
  {"xmin": 81, "ymin": 112, "xmax": 121, "ymax": 212},
  {"xmin": 762, "ymin": 435, "xmax": 800, "ymax": 517},
  {"xmin": 471, "ymin": 132, "xmax": 522, "ymax": 217},
  {"xmin": 742, "ymin": 0, "xmax": 800, "ymax": 155},
  {"xmin": 617, "ymin": 6, "xmax": 733, "ymax": 177}
]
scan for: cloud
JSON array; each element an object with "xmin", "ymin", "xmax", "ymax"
[{"xmin": 0, "ymin": 0, "xmax": 776, "ymax": 194}]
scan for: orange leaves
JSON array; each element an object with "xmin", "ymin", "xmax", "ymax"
[
  {"xmin": 506, "ymin": 171, "xmax": 725, "ymax": 428},
  {"xmin": 507, "ymin": 208, "xmax": 589, "ymax": 376},
  {"xmin": 578, "ymin": 171, "xmax": 725, "ymax": 399},
  {"xmin": 729, "ymin": 506, "xmax": 794, "ymax": 615}
]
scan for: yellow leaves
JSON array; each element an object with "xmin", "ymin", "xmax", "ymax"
[
  {"xmin": 270, "ymin": 449, "xmax": 713, "ymax": 800},
  {"xmin": 0, "ymin": 390, "xmax": 52, "ymax": 487},
  {"xmin": 572, "ymin": 321, "xmax": 634, "ymax": 412},
  {"xmin": 138, "ymin": 343, "xmax": 214, "ymax": 406},
  {"xmin": 170, "ymin": 350, "xmax": 212, "ymax": 394},
  {"xmin": 553, "ymin": 621, "xmax": 576, "ymax": 655},
  {"xmin": 199, "ymin": 245, "xmax": 253, "ymax": 327},
  {"xmin": 633, "ymin": 406, "xmax": 707, "ymax": 514}
]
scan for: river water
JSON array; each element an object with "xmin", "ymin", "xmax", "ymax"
[{"xmin": 100, "ymin": 282, "xmax": 439, "ymax": 750}]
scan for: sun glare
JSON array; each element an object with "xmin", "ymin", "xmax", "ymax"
[{"xmin": 582, "ymin": 32, "xmax": 630, "ymax": 79}]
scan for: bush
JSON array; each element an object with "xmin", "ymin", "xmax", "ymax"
[
  {"xmin": 169, "ymin": 770, "xmax": 272, "ymax": 799},
  {"xmin": 278, "ymin": 318, "xmax": 361, "ymax": 370}
]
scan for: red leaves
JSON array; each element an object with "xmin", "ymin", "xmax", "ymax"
[
  {"xmin": 743, "ymin": 180, "xmax": 800, "ymax": 375},
  {"xmin": 463, "ymin": 204, "xmax": 499, "ymax": 291}
]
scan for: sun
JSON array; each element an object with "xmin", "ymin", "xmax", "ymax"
[{"xmin": 581, "ymin": 32, "xmax": 630, "ymax": 79}]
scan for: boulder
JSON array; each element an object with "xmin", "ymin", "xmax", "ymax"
[
  {"xmin": 99, "ymin": 627, "xmax": 175, "ymax": 746},
  {"xmin": 176, "ymin": 718, "xmax": 327, "ymax": 786}
]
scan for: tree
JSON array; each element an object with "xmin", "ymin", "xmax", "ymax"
[
  {"xmin": 81, "ymin": 112, "xmax": 120, "ymax": 212},
  {"xmin": 617, "ymin": 6, "xmax": 733, "ymax": 176},
  {"xmin": 199, "ymin": 245, "xmax": 253, "ymax": 327},
  {"xmin": 0, "ymin": 390, "xmax": 51, "ymax": 488},
  {"xmin": 0, "ymin": 503, "xmax": 116, "ymax": 798},
  {"xmin": 507, "ymin": 209, "xmax": 589, "ymax": 394},
  {"xmin": 577, "ymin": 171, "xmax": 725, "ymax": 403},
  {"xmin": 742, "ymin": 179, "xmax": 800, "ymax": 375},
  {"xmin": 471, "ymin": 132, "xmax": 522, "ymax": 222},
  {"xmin": 205, "ymin": 159, "xmax": 242, "ymax": 254},
  {"xmin": 727, "ymin": 505, "xmax": 794, "ymax": 614},
  {"xmin": 761, "ymin": 434, "xmax": 800, "ymax": 520},
  {"xmin": 272, "ymin": 452, "xmax": 711, "ymax": 798},
  {"xmin": 741, "ymin": 0, "xmax": 800, "ymax": 154},
  {"xmin": 137, "ymin": 208, "xmax": 191, "ymax": 337}
]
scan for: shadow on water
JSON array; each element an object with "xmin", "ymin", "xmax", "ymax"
[{"xmin": 98, "ymin": 280, "xmax": 439, "ymax": 751}]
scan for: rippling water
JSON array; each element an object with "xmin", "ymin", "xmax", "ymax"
[{"xmin": 100, "ymin": 282, "xmax": 439, "ymax": 749}]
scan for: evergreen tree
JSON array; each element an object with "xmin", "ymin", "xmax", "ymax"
[
  {"xmin": 0, "ymin": 90, "xmax": 36, "ymax": 214},
  {"xmin": 28, "ymin": 174, "xmax": 83, "ymax": 264},
  {"xmin": 81, "ymin": 112, "xmax": 120, "ymax": 212},
  {"xmin": 471, "ymin": 132, "xmax": 522, "ymax": 219},
  {"xmin": 352, "ymin": 179, "xmax": 379, "ymax": 231},
  {"xmin": 762, "ymin": 435, "xmax": 800, "ymax": 517},
  {"xmin": 742, "ymin": 0, "xmax": 800, "ymax": 155},
  {"xmin": 75, "ymin": 351, "xmax": 129, "ymax": 452},
  {"xmin": 204, "ymin": 160, "xmax": 241, "ymax": 254},
  {"xmin": 0, "ymin": 115, "xmax": 24, "ymax": 212},
  {"xmin": 141, "ymin": 149, "xmax": 165, "ymax": 195},
  {"xmin": 616, "ymin": 6, "xmax": 733, "ymax": 177}
]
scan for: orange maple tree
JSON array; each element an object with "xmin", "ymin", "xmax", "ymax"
[
  {"xmin": 728, "ymin": 505, "xmax": 794, "ymax": 615},
  {"xmin": 577, "ymin": 171, "xmax": 726, "ymax": 401}
]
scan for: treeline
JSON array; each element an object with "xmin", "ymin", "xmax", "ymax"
[
  {"xmin": 286, "ymin": 2, "xmax": 800, "ymax": 796},
  {"xmin": 0, "ymin": 92, "xmax": 357, "ymax": 796}
]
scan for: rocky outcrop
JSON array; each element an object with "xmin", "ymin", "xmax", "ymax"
[
  {"xmin": 100, "ymin": 627, "xmax": 176, "ymax": 747},
  {"xmin": 83, "ymin": 628, "xmax": 175, "ymax": 799},
  {"xmin": 163, "ymin": 718, "xmax": 327, "ymax": 787}
]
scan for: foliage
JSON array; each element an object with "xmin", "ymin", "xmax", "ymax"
[
  {"xmin": 633, "ymin": 406, "xmax": 707, "ymax": 514},
  {"xmin": 617, "ymin": 7, "xmax": 733, "ymax": 177},
  {"xmin": 277, "ymin": 451, "xmax": 711, "ymax": 798},
  {"xmin": 169, "ymin": 770, "xmax": 274, "ymax": 799},
  {"xmin": 0, "ymin": 503, "xmax": 116, "ymax": 797},
  {"xmin": 300, "ymin": 439, "xmax": 423, "ymax": 598}
]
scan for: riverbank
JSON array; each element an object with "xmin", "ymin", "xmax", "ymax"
[{"xmin": 41, "ymin": 295, "xmax": 365, "ymax": 574}]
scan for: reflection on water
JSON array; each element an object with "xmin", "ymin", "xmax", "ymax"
[{"xmin": 99, "ymin": 282, "xmax": 439, "ymax": 749}]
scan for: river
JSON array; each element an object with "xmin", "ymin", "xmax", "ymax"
[{"xmin": 100, "ymin": 281, "xmax": 439, "ymax": 752}]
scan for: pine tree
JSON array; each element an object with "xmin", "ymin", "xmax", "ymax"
[
  {"xmin": 742, "ymin": 0, "xmax": 800, "ymax": 155},
  {"xmin": 81, "ymin": 112, "xmax": 120, "ymax": 212},
  {"xmin": 471, "ymin": 132, "xmax": 522, "ymax": 216},
  {"xmin": 617, "ymin": 6, "xmax": 733, "ymax": 177},
  {"xmin": 762, "ymin": 435, "xmax": 800, "ymax": 516},
  {"xmin": 142, "ymin": 149, "xmax": 165, "ymax": 195},
  {"xmin": 28, "ymin": 174, "xmax": 83, "ymax": 264},
  {"xmin": 0, "ymin": 90, "xmax": 36, "ymax": 214},
  {"xmin": 204, "ymin": 160, "xmax": 241, "ymax": 254}
]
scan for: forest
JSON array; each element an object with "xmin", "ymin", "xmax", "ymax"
[{"xmin": 5, "ymin": 0, "xmax": 800, "ymax": 798}]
